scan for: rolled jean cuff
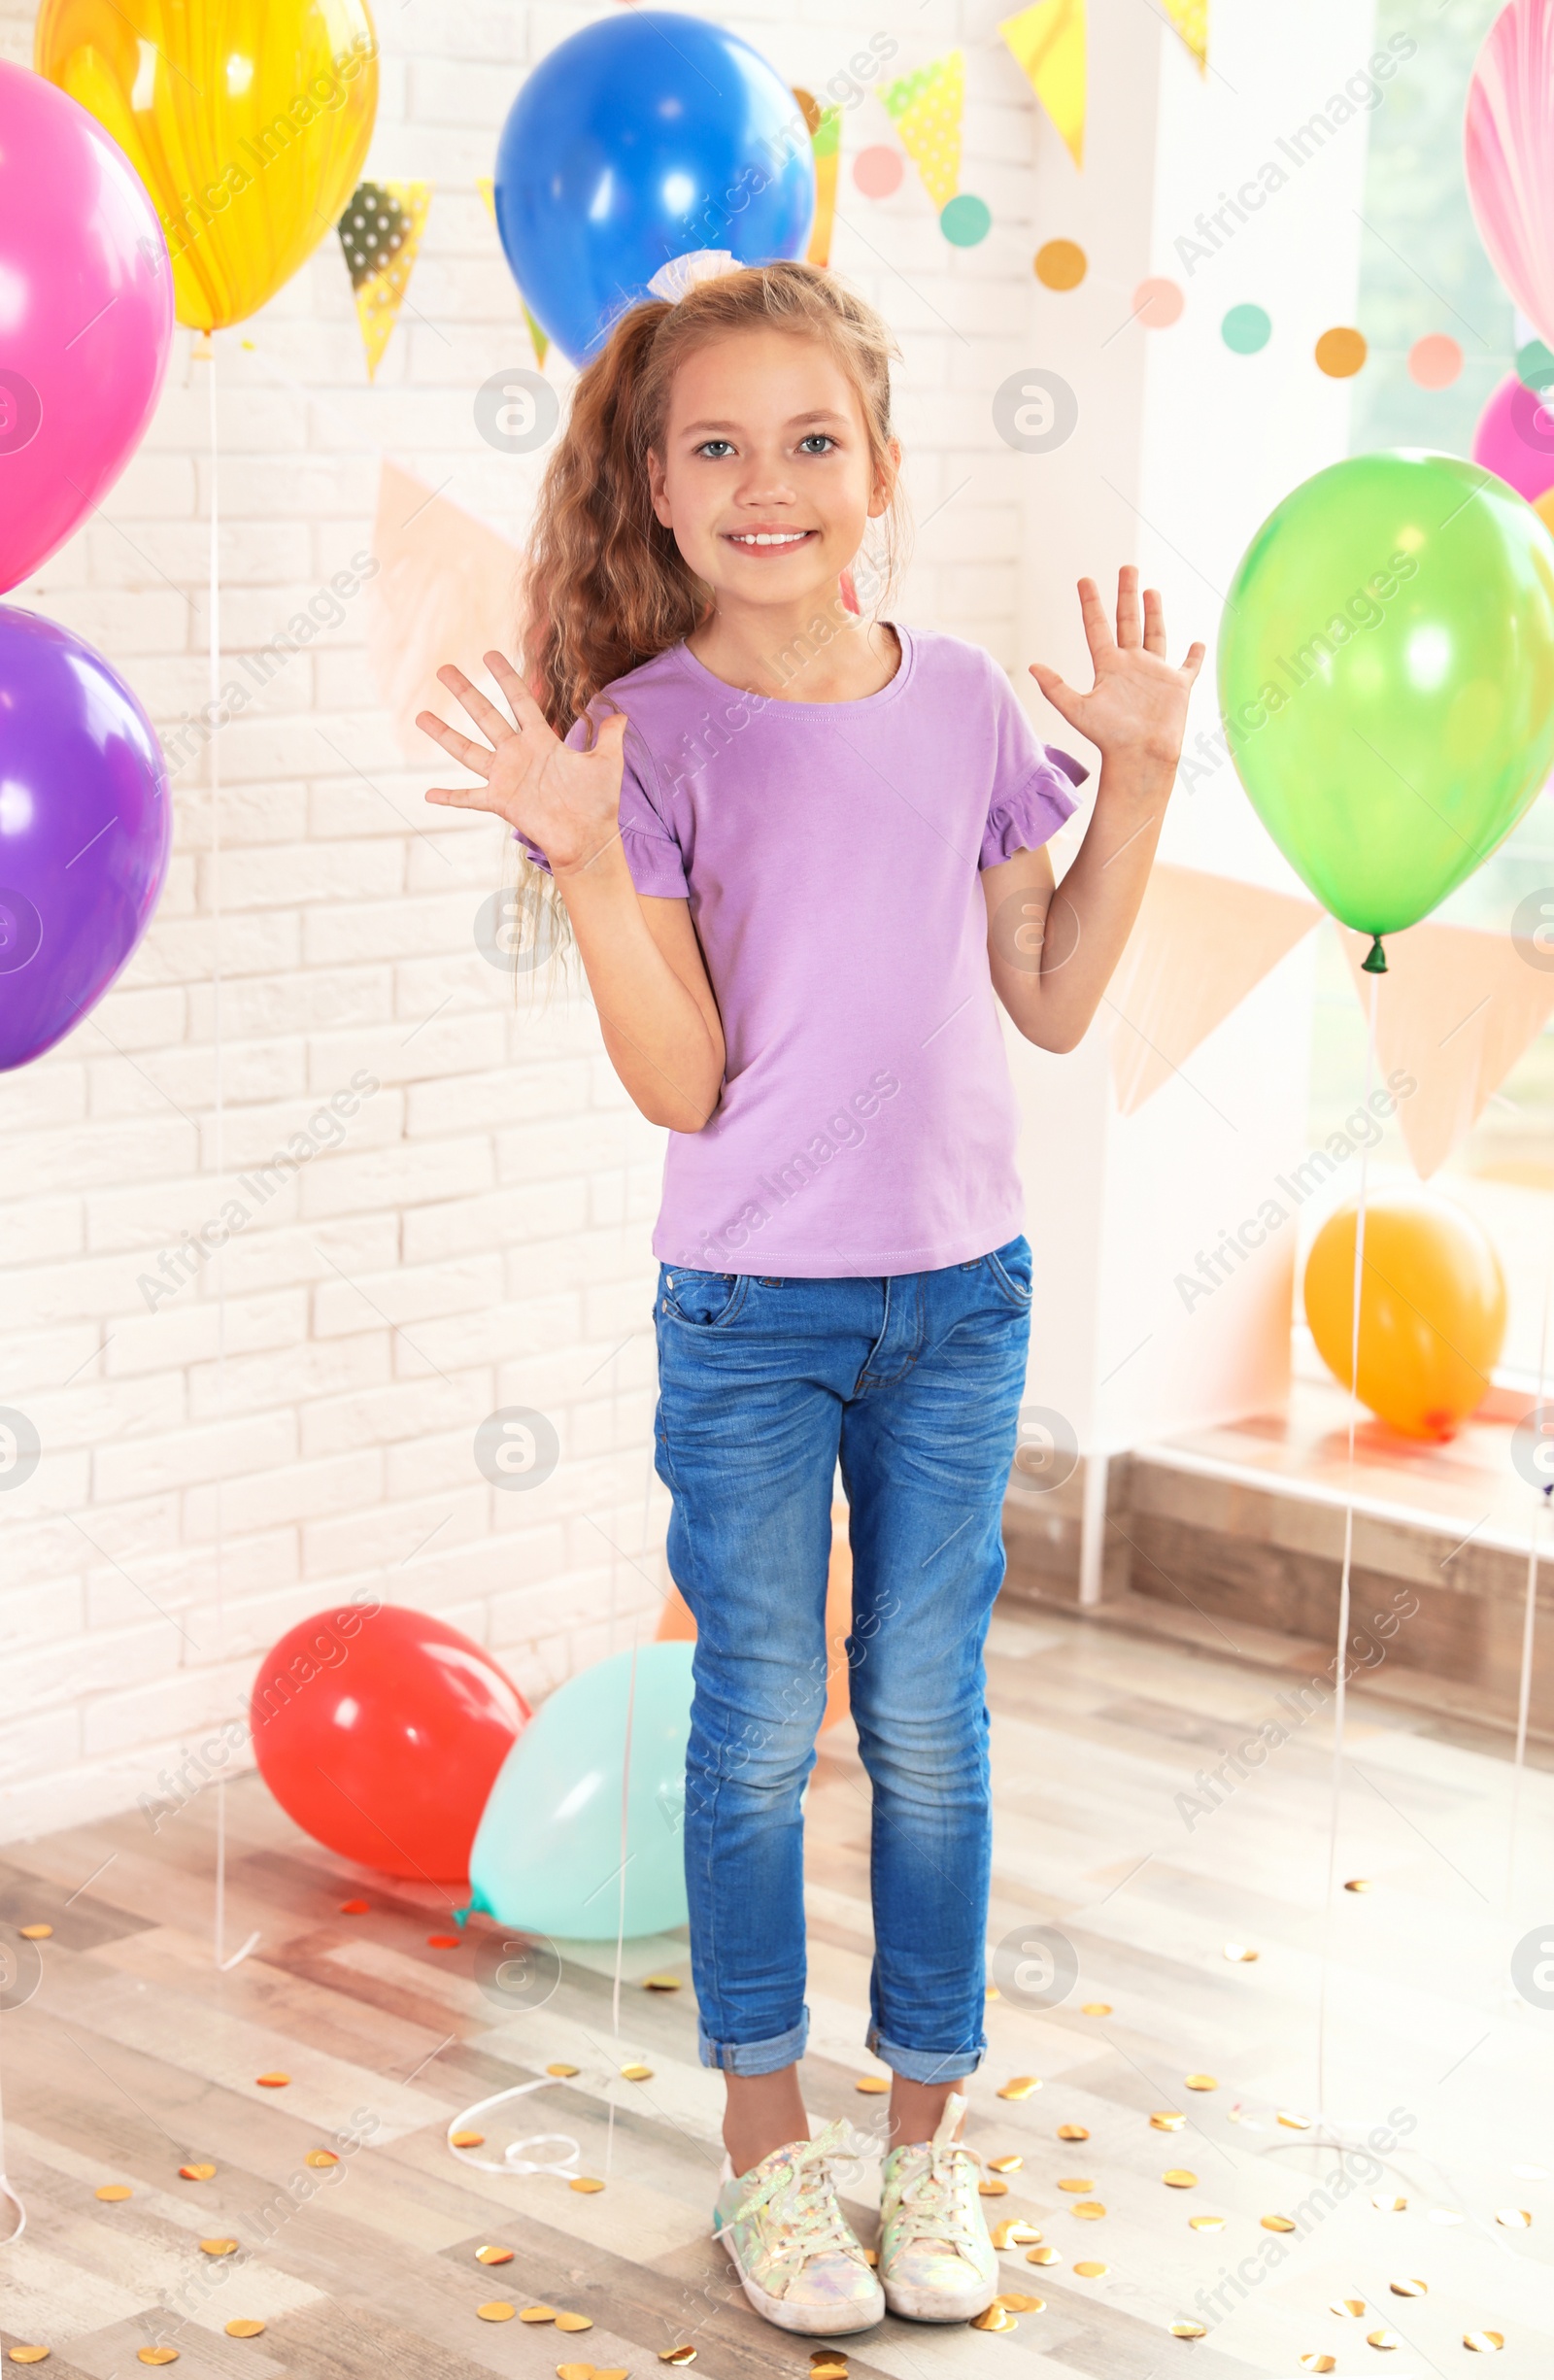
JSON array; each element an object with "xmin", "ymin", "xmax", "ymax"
[
  {"xmin": 698, "ymin": 2010, "xmax": 809, "ymax": 2075},
  {"xmin": 866, "ymin": 2025, "xmax": 985, "ymax": 2085}
]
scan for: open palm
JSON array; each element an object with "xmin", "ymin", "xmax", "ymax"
[
  {"xmin": 418, "ymin": 650, "xmax": 626, "ymax": 875},
  {"xmin": 1029, "ymin": 566, "xmax": 1204, "ymax": 771}
]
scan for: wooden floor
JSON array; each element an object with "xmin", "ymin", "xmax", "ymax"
[{"xmin": 2, "ymin": 1607, "xmax": 1551, "ymax": 2379}]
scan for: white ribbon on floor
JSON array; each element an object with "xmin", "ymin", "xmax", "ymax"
[{"xmin": 445, "ymin": 2073, "xmax": 581, "ymax": 2177}]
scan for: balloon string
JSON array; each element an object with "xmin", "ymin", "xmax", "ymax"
[
  {"xmin": 606, "ymin": 1636, "xmax": 639, "ymax": 2181},
  {"xmin": 1315, "ymin": 964, "xmax": 1378, "ymax": 2119}
]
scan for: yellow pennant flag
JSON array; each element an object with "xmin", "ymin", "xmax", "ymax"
[
  {"xmin": 794, "ymin": 88, "xmax": 842, "ymax": 267},
  {"xmin": 338, "ymin": 182, "xmax": 432, "ymax": 381},
  {"xmin": 477, "ymin": 175, "xmax": 550, "ymax": 368},
  {"xmin": 1162, "ymin": 0, "xmax": 1207, "ymax": 71},
  {"xmin": 998, "ymin": 0, "xmax": 1086, "ymax": 170},
  {"xmin": 880, "ymin": 52, "xmax": 963, "ymax": 211}
]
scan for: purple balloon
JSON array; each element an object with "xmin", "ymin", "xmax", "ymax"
[{"xmin": 0, "ymin": 605, "xmax": 170, "ymax": 1071}]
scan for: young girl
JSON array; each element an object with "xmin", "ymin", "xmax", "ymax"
[{"xmin": 420, "ymin": 260, "xmax": 1201, "ymax": 2337}]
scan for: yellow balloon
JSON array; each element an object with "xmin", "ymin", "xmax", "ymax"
[
  {"xmin": 35, "ymin": 0, "xmax": 378, "ymax": 332},
  {"xmin": 1303, "ymin": 1186, "xmax": 1506, "ymax": 1442}
]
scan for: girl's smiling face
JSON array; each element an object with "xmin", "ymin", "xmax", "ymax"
[{"xmin": 647, "ymin": 326, "xmax": 896, "ymax": 612}]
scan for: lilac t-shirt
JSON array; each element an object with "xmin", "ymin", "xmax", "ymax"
[{"xmin": 516, "ymin": 626, "xmax": 1085, "ymax": 1277}]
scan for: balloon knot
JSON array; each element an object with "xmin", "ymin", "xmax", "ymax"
[
  {"xmin": 451, "ymin": 1898, "xmax": 476, "ymax": 1929},
  {"xmin": 1361, "ymin": 934, "xmax": 1388, "ymax": 974}
]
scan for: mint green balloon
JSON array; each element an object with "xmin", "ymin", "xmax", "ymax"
[
  {"xmin": 1218, "ymin": 450, "xmax": 1554, "ymax": 959},
  {"xmin": 466, "ymin": 1642, "xmax": 692, "ymax": 1939}
]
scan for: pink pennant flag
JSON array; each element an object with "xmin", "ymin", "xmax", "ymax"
[{"xmin": 368, "ymin": 460, "xmax": 524, "ymax": 757}]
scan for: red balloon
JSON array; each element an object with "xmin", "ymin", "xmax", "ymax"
[{"xmin": 250, "ymin": 1605, "xmax": 530, "ymax": 1882}]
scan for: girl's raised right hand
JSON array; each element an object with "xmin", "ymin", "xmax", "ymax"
[{"xmin": 417, "ymin": 648, "xmax": 627, "ymax": 876}]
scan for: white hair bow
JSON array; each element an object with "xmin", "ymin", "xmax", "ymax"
[{"xmin": 647, "ymin": 248, "xmax": 744, "ymax": 303}]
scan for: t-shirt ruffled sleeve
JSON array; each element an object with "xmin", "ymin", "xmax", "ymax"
[
  {"xmin": 978, "ymin": 655, "xmax": 1089, "ymax": 868},
  {"xmin": 512, "ymin": 708, "xmax": 690, "ymax": 899}
]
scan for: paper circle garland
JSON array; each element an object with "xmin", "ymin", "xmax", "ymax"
[
  {"xmin": 1515, "ymin": 337, "xmax": 1554, "ymax": 391},
  {"xmin": 1035, "ymin": 239, "xmax": 1087, "ymax": 289},
  {"xmin": 1408, "ymin": 333, "xmax": 1463, "ymax": 390},
  {"xmin": 1222, "ymin": 302, "xmax": 1271, "ymax": 354},
  {"xmin": 1315, "ymin": 325, "xmax": 1367, "ymax": 377},
  {"xmin": 1133, "ymin": 277, "xmax": 1184, "ymax": 328},
  {"xmin": 853, "ymin": 145, "xmax": 903, "ymax": 198},
  {"xmin": 940, "ymin": 193, "xmax": 991, "ymax": 246}
]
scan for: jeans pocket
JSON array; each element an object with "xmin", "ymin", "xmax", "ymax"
[
  {"xmin": 662, "ymin": 1267, "xmax": 747, "ymax": 1328},
  {"xmin": 984, "ymin": 1235, "xmax": 1033, "ymax": 1310}
]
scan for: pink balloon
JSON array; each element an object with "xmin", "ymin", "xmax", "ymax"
[
  {"xmin": 0, "ymin": 61, "xmax": 173, "ymax": 596},
  {"xmin": 1471, "ymin": 368, "xmax": 1554, "ymax": 501},
  {"xmin": 1465, "ymin": 0, "xmax": 1554, "ymax": 347}
]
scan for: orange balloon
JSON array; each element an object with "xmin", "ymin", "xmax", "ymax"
[
  {"xmin": 658, "ymin": 1504, "xmax": 853, "ymax": 1729},
  {"xmin": 1535, "ymin": 486, "xmax": 1554, "ymax": 538},
  {"xmin": 1302, "ymin": 1187, "xmax": 1505, "ymax": 1440}
]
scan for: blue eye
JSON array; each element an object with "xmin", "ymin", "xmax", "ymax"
[
  {"xmin": 696, "ymin": 439, "xmax": 735, "ymax": 459},
  {"xmin": 798, "ymin": 434, "xmax": 836, "ymax": 455}
]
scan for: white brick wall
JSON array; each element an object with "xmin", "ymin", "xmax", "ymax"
[{"xmin": 0, "ymin": 0, "xmax": 1051, "ymax": 1840}]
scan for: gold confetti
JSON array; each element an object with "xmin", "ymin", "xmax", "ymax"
[
  {"xmin": 571, "ymin": 2177, "xmax": 604, "ymax": 2193},
  {"xmin": 1222, "ymin": 1943, "xmax": 1258, "ymax": 1962},
  {"xmin": 1163, "ymin": 2170, "xmax": 1198, "ymax": 2189},
  {"xmin": 659, "ymin": 2349, "xmax": 696, "ymax": 2365},
  {"xmin": 1332, "ymin": 2299, "xmax": 1367, "ymax": 2317},
  {"xmin": 1184, "ymin": 2074, "xmax": 1217, "ymax": 2091},
  {"xmin": 1278, "ymin": 2112, "xmax": 1313, "ymax": 2130},
  {"xmin": 1372, "ymin": 2194, "xmax": 1407, "ymax": 2212},
  {"xmin": 1170, "ymin": 2324, "xmax": 1207, "ymax": 2340},
  {"xmin": 1464, "ymin": 2333, "xmax": 1504, "ymax": 2354},
  {"xmin": 855, "ymin": 2075, "xmax": 890, "ymax": 2094},
  {"xmin": 451, "ymin": 2129, "xmax": 486, "ymax": 2148},
  {"xmin": 991, "ymin": 2220, "xmax": 1041, "ymax": 2249},
  {"xmin": 478, "ymin": 2304, "xmax": 517, "ymax": 2324},
  {"xmin": 643, "ymin": 1974, "xmax": 681, "ymax": 1991},
  {"xmin": 1073, "ymin": 2261, "xmax": 1108, "ymax": 2278},
  {"xmin": 1261, "ymin": 2215, "xmax": 1296, "ymax": 2232},
  {"xmin": 476, "ymin": 2245, "xmax": 515, "ymax": 2265},
  {"xmin": 1058, "ymin": 2177, "xmax": 1094, "ymax": 2193},
  {"xmin": 1057, "ymin": 2125, "xmax": 1090, "ymax": 2142},
  {"xmin": 968, "ymin": 2305, "xmax": 1016, "ymax": 2332},
  {"xmin": 1366, "ymin": 2330, "xmax": 1401, "ymax": 2351},
  {"xmin": 556, "ymin": 2314, "xmax": 594, "ymax": 2333},
  {"xmin": 810, "ymin": 2361, "xmax": 848, "ymax": 2378},
  {"xmin": 1151, "ymin": 2112, "xmax": 1185, "ymax": 2131},
  {"xmin": 1300, "ymin": 2360, "xmax": 1336, "ymax": 2374},
  {"xmin": 1344, "ymin": 1878, "xmax": 1372, "ymax": 1893},
  {"xmin": 304, "ymin": 2150, "xmax": 339, "ymax": 2169},
  {"xmin": 95, "ymin": 2184, "xmax": 132, "ymax": 2201},
  {"xmin": 17, "ymin": 1925, "xmax": 51, "ymax": 1940},
  {"xmin": 520, "ymin": 2307, "xmax": 558, "ymax": 2323},
  {"xmin": 1495, "ymin": 2208, "xmax": 1532, "ymax": 2227},
  {"xmin": 1390, "ymin": 2279, "xmax": 1428, "ymax": 2298},
  {"xmin": 255, "ymin": 2072, "xmax": 289, "ymax": 2089},
  {"xmin": 199, "ymin": 2239, "xmax": 238, "ymax": 2258},
  {"xmin": 557, "ymin": 2366, "xmax": 595, "ymax": 2380},
  {"xmin": 994, "ymin": 2293, "xmax": 1042, "ymax": 2312},
  {"xmin": 595, "ymin": 2370, "xmax": 630, "ymax": 2379},
  {"xmin": 620, "ymin": 2063, "xmax": 653, "ymax": 2083},
  {"xmin": 1189, "ymin": 2215, "xmax": 1225, "ymax": 2232},
  {"xmin": 1073, "ymin": 2202, "xmax": 1106, "ymax": 2221},
  {"xmin": 548, "ymin": 2062, "xmax": 581, "ymax": 2078},
  {"xmin": 8, "ymin": 2352, "xmax": 50, "ymax": 2364},
  {"xmin": 997, "ymin": 2076, "xmax": 1040, "ymax": 2099},
  {"xmin": 1026, "ymin": 2246, "xmax": 1060, "ymax": 2266},
  {"xmin": 178, "ymin": 2163, "xmax": 216, "ymax": 2181},
  {"xmin": 861, "ymin": 2250, "xmax": 877, "ymax": 2265},
  {"xmin": 985, "ymin": 1983, "xmax": 999, "ymax": 1999},
  {"xmin": 988, "ymin": 2155, "xmax": 1024, "ymax": 2174},
  {"xmin": 224, "ymin": 2324, "xmax": 265, "ymax": 2341},
  {"xmin": 136, "ymin": 2353, "xmax": 178, "ymax": 2366},
  {"xmin": 1080, "ymin": 2001, "xmax": 1112, "ymax": 2017},
  {"xmin": 978, "ymin": 2179, "xmax": 1009, "ymax": 2196}
]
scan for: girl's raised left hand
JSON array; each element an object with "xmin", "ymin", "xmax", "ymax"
[{"xmin": 1027, "ymin": 566, "xmax": 1204, "ymax": 777}]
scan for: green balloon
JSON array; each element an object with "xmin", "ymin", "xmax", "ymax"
[
  {"xmin": 466, "ymin": 1642, "xmax": 691, "ymax": 1940},
  {"xmin": 1218, "ymin": 450, "xmax": 1554, "ymax": 958}
]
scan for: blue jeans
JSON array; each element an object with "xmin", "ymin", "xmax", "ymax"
[{"xmin": 652, "ymin": 1235, "xmax": 1032, "ymax": 2083}]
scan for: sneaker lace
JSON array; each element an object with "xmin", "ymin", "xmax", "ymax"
[
  {"xmin": 891, "ymin": 2136, "xmax": 982, "ymax": 2252},
  {"xmin": 743, "ymin": 2122, "xmax": 864, "ymax": 2265}
]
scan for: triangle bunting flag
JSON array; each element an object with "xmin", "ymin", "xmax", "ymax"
[
  {"xmin": 338, "ymin": 181, "xmax": 432, "ymax": 380},
  {"xmin": 794, "ymin": 88, "xmax": 842, "ymax": 268},
  {"xmin": 880, "ymin": 51, "xmax": 964, "ymax": 211},
  {"xmin": 1162, "ymin": 0, "xmax": 1208, "ymax": 72},
  {"xmin": 998, "ymin": 0, "xmax": 1087, "ymax": 170}
]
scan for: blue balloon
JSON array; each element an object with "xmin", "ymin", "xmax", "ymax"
[
  {"xmin": 493, "ymin": 12, "xmax": 815, "ymax": 366},
  {"xmin": 0, "ymin": 605, "xmax": 170, "ymax": 1072},
  {"xmin": 466, "ymin": 1643, "xmax": 693, "ymax": 1940}
]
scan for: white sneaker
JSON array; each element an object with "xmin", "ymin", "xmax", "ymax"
[
  {"xmin": 713, "ymin": 2121, "xmax": 885, "ymax": 2335},
  {"xmin": 877, "ymin": 2091, "xmax": 998, "ymax": 2322}
]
